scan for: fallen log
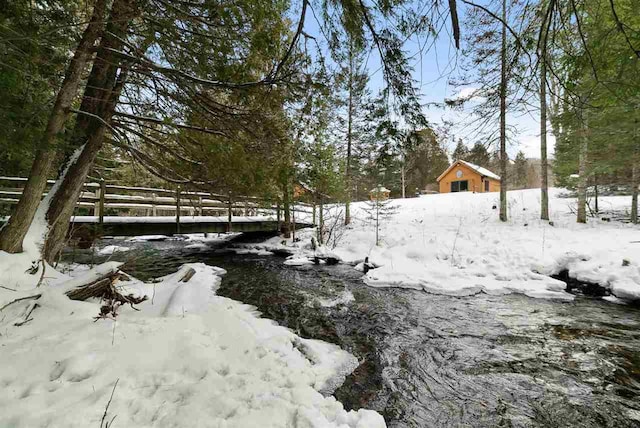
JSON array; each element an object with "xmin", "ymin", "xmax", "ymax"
[
  {"xmin": 179, "ymin": 267, "xmax": 196, "ymax": 283},
  {"xmin": 65, "ymin": 276, "xmax": 115, "ymax": 301},
  {"xmin": 63, "ymin": 268, "xmax": 147, "ymax": 320}
]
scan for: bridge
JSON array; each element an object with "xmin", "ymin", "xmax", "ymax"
[{"xmin": 0, "ymin": 177, "xmax": 315, "ymax": 240}]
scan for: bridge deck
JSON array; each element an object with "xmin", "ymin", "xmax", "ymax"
[{"xmin": 70, "ymin": 215, "xmax": 313, "ymax": 236}]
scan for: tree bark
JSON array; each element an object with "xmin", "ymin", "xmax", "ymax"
[
  {"xmin": 282, "ymin": 184, "xmax": 291, "ymax": 238},
  {"xmin": 632, "ymin": 127, "xmax": 639, "ymax": 224},
  {"xmin": 344, "ymin": 44, "xmax": 353, "ymax": 225},
  {"xmin": 576, "ymin": 117, "xmax": 589, "ymax": 224},
  {"xmin": 401, "ymin": 156, "xmax": 406, "ymax": 198},
  {"xmin": 0, "ymin": 0, "xmax": 108, "ymax": 253},
  {"xmin": 632, "ymin": 163, "xmax": 638, "ymax": 224},
  {"xmin": 594, "ymin": 175, "xmax": 598, "ymax": 213},
  {"xmin": 318, "ymin": 197, "xmax": 324, "ymax": 245},
  {"xmin": 499, "ymin": 0, "xmax": 508, "ymax": 222},
  {"xmin": 539, "ymin": 51, "xmax": 549, "ymax": 220},
  {"xmin": 43, "ymin": 0, "xmax": 139, "ymax": 262}
]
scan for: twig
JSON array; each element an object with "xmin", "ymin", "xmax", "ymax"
[
  {"xmin": 450, "ymin": 217, "xmax": 463, "ymax": 266},
  {"xmin": 36, "ymin": 259, "xmax": 47, "ymax": 287},
  {"xmin": 0, "ymin": 294, "xmax": 42, "ymax": 312},
  {"xmin": 100, "ymin": 379, "xmax": 119, "ymax": 428},
  {"xmin": 14, "ymin": 302, "xmax": 39, "ymax": 327},
  {"xmin": 0, "ymin": 286, "xmax": 17, "ymax": 292},
  {"xmin": 111, "ymin": 321, "xmax": 116, "ymax": 346}
]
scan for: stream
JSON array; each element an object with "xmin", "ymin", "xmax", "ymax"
[{"xmin": 63, "ymin": 237, "xmax": 640, "ymax": 427}]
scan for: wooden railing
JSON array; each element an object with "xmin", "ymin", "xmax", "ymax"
[{"xmin": 0, "ymin": 176, "xmax": 315, "ymax": 232}]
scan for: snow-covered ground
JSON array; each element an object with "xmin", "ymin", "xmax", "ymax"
[
  {"xmin": 244, "ymin": 188, "xmax": 640, "ymax": 302},
  {"xmin": 0, "ymin": 260, "xmax": 384, "ymax": 427}
]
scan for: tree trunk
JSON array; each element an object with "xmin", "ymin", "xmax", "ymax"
[
  {"xmin": 345, "ymin": 45, "xmax": 353, "ymax": 225},
  {"xmin": 43, "ymin": 0, "xmax": 138, "ymax": 262},
  {"xmin": 0, "ymin": 0, "xmax": 108, "ymax": 253},
  {"xmin": 594, "ymin": 175, "xmax": 598, "ymax": 213},
  {"xmin": 576, "ymin": 118, "xmax": 589, "ymax": 224},
  {"xmin": 499, "ymin": 0, "xmax": 508, "ymax": 222},
  {"xmin": 375, "ymin": 200, "xmax": 380, "ymax": 246},
  {"xmin": 539, "ymin": 51, "xmax": 549, "ymax": 220},
  {"xmin": 282, "ymin": 184, "xmax": 291, "ymax": 238},
  {"xmin": 401, "ymin": 157, "xmax": 406, "ymax": 199},
  {"xmin": 44, "ymin": 71, "xmax": 128, "ymax": 262},
  {"xmin": 632, "ymin": 126, "xmax": 639, "ymax": 224},
  {"xmin": 632, "ymin": 163, "xmax": 638, "ymax": 224},
  {"xmin": 318, "ymin": 197, "xmax": 324, "ymax": 245}
]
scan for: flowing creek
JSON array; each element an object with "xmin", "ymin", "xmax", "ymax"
[{"xmin": 63, "ymin": 238, "xmax": 640, "ymax": 427}]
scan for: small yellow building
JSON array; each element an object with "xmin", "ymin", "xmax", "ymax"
[{"xmin": 436, "ymin": 160, "xmax": 501, "ymax": 193}]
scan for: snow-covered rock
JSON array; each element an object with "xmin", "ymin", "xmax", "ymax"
[{"xmin": 97, "ymin": 245, "xmax": 130, "ymax": 255}]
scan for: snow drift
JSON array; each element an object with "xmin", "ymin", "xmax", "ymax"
[{"xmin": 0, "ymin": 261, "xmax": 385, "ymax": 427}]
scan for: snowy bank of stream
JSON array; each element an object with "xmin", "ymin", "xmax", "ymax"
[
  {"xmin": 0, "ymin": 259, "xmax": 385, "ymax": 427},
  {"xmin": 237, "ymin": 188, "xmax": 640, "ymax": 303}
]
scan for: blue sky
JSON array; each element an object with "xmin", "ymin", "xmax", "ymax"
[{"xmin": 301, "ymin": 1, "xmax": 553, "ymax": 160}]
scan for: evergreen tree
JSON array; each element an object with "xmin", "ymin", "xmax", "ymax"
[
  {"xmin": 549, "ymin": 0, "xmax": 640, "ymax": 223},
  {"xmin": 467, "ymin": 142, "xmax": 491, "ymax": 168},
  {"xmin": 405, "ymin": 128, "xmax": 450, "ymax": 192},
  {"xmin": 364, "ymin": 188, "xmax": 397, "ymax": 246},
  {"xmin": 335, "ymin": 36, "xmax": 371, "ymax": 224},
  {"xmin": 513, "ymin": 151, "xmax": 528, "ymax": 189},
  {"xmin": 451, "ymin": 139, "xmax": 469, "ymax": 161}
]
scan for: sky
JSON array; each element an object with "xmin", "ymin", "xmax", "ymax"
[
  {"xmin": 402, "ymin": 32, "xmax": 555, "ymax": 160},
  {"xmin": 302, "ymin": 1, "xmax": 554, "ymax": 160}
]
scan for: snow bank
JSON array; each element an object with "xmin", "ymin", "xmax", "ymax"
[
  {"xmin": 340, "ymin": 189, "xmax": 640, "ymax": 301},
  {"xmin": 235, "ymin": 230, "xmax": 343, "ymax": 268},
  {"xmin": 233, "ymin": 248, "xmax": 275, "ymax": 256},
  {"xmin": 125, "ymin": 234, "xmax": 169, "ymax": 242},
  {"xmin": 0, "ymin": 260, "xmax": 385, "ymax": 427},
  {"xmin": 97, "ymin": 245, "xmax": 130, "ymax": 255},
  {"xmin": 254, "ymin": 189, "xmax": 640, "ymax": 303}
]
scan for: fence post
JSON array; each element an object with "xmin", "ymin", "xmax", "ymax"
[
  {"xmin": 152, "ymin": 193, "xmax": 157, "ymax": 216},
  {"xmin": 176, "ymin": 186, "xmax": 181, "ymax": 234},
  {"xmin": 198, "ymin": 196, "xmax": 203, "ymax": 216},
  {"xmin": 98, "ymin": 178, "xmax": 105, "ymax": 225},
  {"xmin": 312, "ymin": 202, "xmax": 316, "ymax": 226},
  {"xmin": 227, "ymin": 191, "xmax": 232, "ymax": 232},
  {"xmin": 93, "ymin": 187, "xmax": 99, "ymax": 217}
]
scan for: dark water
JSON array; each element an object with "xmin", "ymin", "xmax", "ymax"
[{"xmin": 64, "ymin": 239, "xmax": 640, "ymax": 427}]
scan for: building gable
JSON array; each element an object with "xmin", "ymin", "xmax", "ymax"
[
  {"xmin": 436, "ymin": 160, "xmax": 501, "ymax": 193},
  {"xmin": 437, "ymin": 160, "xmax": 500, "ymax": 182}
]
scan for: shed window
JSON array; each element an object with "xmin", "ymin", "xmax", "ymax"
[
  {"xmin": 451, "ymin": 180, "xmax": 468, "ymax": 192},
  {"xmin": 484, "ymin": 180, "xmax": 490, "ymax": 192}
]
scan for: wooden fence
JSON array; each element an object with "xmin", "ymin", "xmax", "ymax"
[{"xmin": 0, "ymin": 176, "xmax": 315, "ymax": 232}]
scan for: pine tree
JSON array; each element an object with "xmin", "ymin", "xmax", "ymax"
[
  {"xmin": 405, "ymin": 128, "xmax": 450, "ymax": 192},
  {"xmin": 467, "ymin": 142, "xmax": 491, "ymax": 168},
  {"xmin": 365, "ymin": 188, "xmax": 397, "ymax": 246},
  {"xmin": 336, "ymin": 37, "xmax": 371, "ymax": 225},
  {"xmin": 513, "ymin": 151, "xmax": 528, "ymax": 189},
  {"xmin": 451, "ymin": 139, "xmax": 469, "ymax": 161},
  {"xmin": 0, "ymin": 0, "xmax": 109, "ymax": 253}
]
